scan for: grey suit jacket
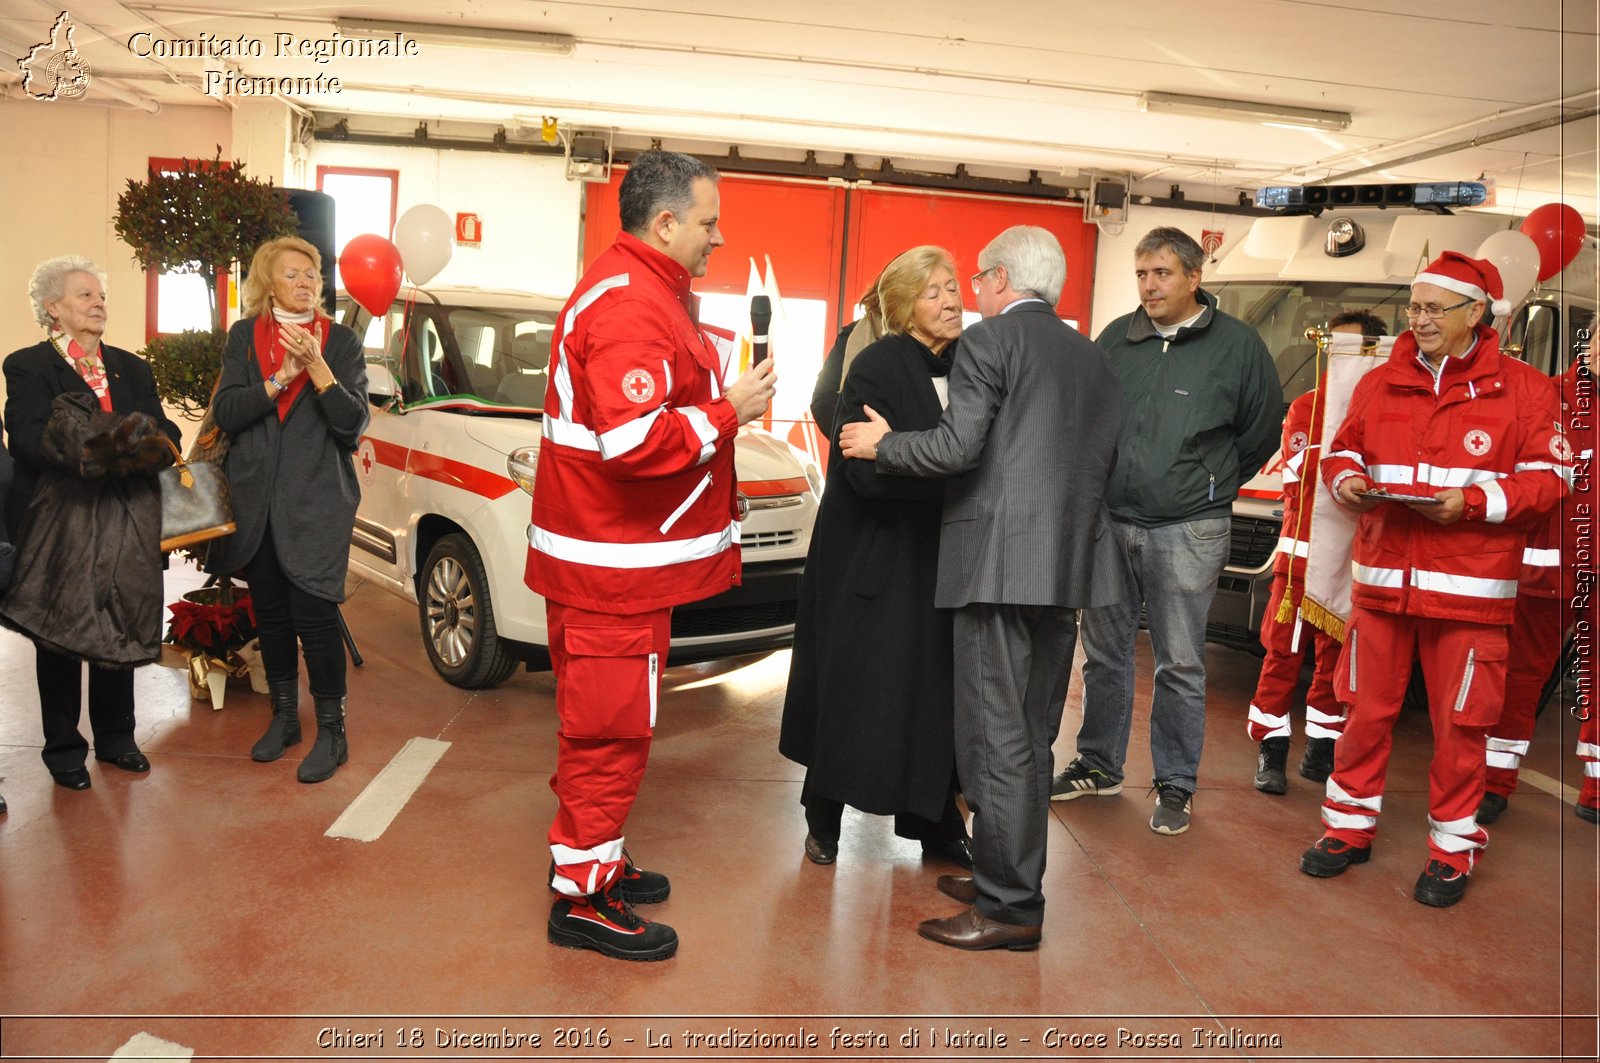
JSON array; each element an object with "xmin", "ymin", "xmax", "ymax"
[{"xmin": 876, "ymin": 301, "xmax": 1132, "ymax": 610}]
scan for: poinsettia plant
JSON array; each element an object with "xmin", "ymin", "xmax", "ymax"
[{"xmin": 166, "ymin": 583, "xmax": 256, "ymax": 655}]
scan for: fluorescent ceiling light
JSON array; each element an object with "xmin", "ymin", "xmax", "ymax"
[
  {"xmin": 335, "ymin": 18, "xmax": 575, "ymax": 55},
  {"xmin": 1138, "ymin": 91, "xmax": 1350, "ymax": 132}
]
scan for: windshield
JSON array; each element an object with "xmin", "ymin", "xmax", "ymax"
[
  {"xmin": 1211, "ymin": 281, "xmax": 1411, "ymax": 406},
  {"xmin": 344, "ymin": 294, "xmax": 558, "ymax": 409}
]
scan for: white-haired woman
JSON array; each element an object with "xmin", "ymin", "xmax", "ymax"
[
  {"xmin": 780, "ymin": 245, "xmax": 972, "ymax": 868},
  {"xmin": 1, "ymin": 255, "xmax": 180, "ymax": 791},
  {"xmin": 204, "ymin": 236, "xmax": 368, "ymax": 783}
]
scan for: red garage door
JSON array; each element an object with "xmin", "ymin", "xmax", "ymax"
[{"xmin": 582, "ymin": 170, "xmax": 1097, "ymax": 464}]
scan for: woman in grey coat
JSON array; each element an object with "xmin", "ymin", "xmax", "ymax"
[{"xmin": 205, "ymin": 236, "xmax": 368, "ymax": 783}]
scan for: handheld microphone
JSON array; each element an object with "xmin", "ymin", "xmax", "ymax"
[{"xmin": 750, "ymin": 295, "xmax": 772, "ymax": 366}]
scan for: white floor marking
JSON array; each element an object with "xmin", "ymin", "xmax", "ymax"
[
  {"xmin": 326, "ymin": 737, "xmax": 450, "ymax": 842},
  {"xmin": 1516, "ymin": 766, "xmax": 1580, "ymax": 804},
  {"xmin": 110, "ymin": 1032, "xmax": 193, "ymax": 1060}
]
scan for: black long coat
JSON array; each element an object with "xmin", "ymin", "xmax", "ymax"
[
  {"xmin": 203, "ymin": 317, "xmax": 368, "ymax": 601},
  {"xmin": 779, "ymin": 332, "xmax": 956, "ymax": 822},
  {"xmin": 0, "ymin": 339, "xmax": 181, "ymax": 665}
]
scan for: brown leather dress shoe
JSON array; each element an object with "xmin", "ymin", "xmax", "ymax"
[
  {"xmin": 917, "ymin": 907, "xmax": 1040, "ymax": 951},
  {"xmin": 937, "ymin": 875, "xmax": 977, "ymax": 904}
]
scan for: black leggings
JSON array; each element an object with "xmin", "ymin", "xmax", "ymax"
[{"xmin": 242, "ymin": 527, "xmax": 346, "ymax": 698}]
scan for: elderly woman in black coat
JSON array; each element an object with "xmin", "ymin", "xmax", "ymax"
[
  {"xmin": 780, "ymin": 245, "xmax": 971, "ymax": 867},
  {"xmin": 1, "ymin": 255, "xmax": 180, "ymax": 791},
  {"xmin": 205, "ymin": 236, "xmax": 368, "ymax": 783}
]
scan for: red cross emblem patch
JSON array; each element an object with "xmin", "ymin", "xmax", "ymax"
[
  {"xmin": 622, "ymin": 368, "xmax": 656, "ymax": 404},
  {"xmin": 1462, "ymin": 429, "xmax": 1492, "ymax": 456},
  {"xmin": 1288, "ymin": 430, "xmax": 1309, "ymax": 454},
  {"xmin": 1551, "ymin": 433, "xmax": 1574, "ymax": 462}
]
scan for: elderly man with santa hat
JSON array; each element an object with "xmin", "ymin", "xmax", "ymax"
[{"xmin": 1298, "ymin": 250, "xmax": 1569, "ymax": 906}]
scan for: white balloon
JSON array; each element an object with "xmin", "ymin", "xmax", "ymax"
[
  {"xmin": 1473, "ymin": 229, "xmax": 1540, "ymax": 309},
  {"xmin": 393, "ymin": 204, "xmax": 454, "ymax": 286}
]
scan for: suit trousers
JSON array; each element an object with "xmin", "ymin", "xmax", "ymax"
[
  {"xmin": 36, "ymin": 644, "xmax": 137, "ymax": 773},
  {"xmin": 954, "ymin": 602, "xmax": 1077, "ymax": 927}
]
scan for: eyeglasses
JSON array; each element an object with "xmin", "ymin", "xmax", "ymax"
[
  {"xmin": 1401, "ymin": 297, "xmax": 1474, "ymax": 320},
  {"xmin": 970, "ymin": 267, "xmax": 996, "ymax": 294}
]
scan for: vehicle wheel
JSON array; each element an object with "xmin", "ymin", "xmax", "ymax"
[{"xmin": 418, "ymin": 533, "xmax": 521, "ymax": 689}]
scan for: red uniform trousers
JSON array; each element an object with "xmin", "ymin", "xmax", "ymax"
[
  {"xmin": 1579, "ymin": 710, "xmax": 1599, "ymax": 812},
  {"xmin": 1484, "ymin": 593, "xmax": 1566, "ymax": 798},
  {"xmin": 545, "ymin": 600, "xmax": 672, "ymax": 899},
  {"xmin": 1246, "ymin": 571, "xmax": 1345, "ymax": 743},
  {"xmin": 1321, "ymin": 607, "xmax": 1500, "ymax": 874}
]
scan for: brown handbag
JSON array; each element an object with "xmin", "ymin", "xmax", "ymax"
[{"xmin": 158, "ymin": 436, "xmax": 236, "ymax": 552}]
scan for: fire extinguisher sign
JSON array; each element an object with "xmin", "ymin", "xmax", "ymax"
[{"xmin": 455, "ymin": 213, "xmax": 482, "ymax": 245}]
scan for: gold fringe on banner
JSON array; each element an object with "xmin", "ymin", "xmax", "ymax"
[{"xmin": 1298, "ymin": 594, "xmax": 1347, "ymax": 642}]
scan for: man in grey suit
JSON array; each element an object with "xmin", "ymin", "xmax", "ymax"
[{"xmin": 840, "ymin": 225, "xmax": 1129, "ymax": 951}]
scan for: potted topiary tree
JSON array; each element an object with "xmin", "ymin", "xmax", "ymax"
[{"xmin": 114, "ymin": 148, "xmax": 298, "ymax": 417}]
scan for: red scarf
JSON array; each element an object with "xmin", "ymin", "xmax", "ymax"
[
  {"xmin": 66, "ymin": 339, "xmax": 113, "ymax": 412},
  {"xmin": 252, "ymin": 315, "xmax": 324, "ymax": 421}
]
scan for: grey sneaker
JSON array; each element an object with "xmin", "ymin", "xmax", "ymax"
[
  {"xmin": 1050, "ymin": 757, "xmax": 1122, "ymax": 801},
  {"xmin": 1149, "ymin": 782, "xmax": 1192, "ymax": 835}
]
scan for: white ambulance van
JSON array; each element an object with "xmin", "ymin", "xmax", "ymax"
[{"xmin": 1201, "ymin": 182, "xmax": 1597, "ymax": 649}]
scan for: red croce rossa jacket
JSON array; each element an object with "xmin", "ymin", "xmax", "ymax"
[
  {"xmin": 1321, "ymin": 324, "xmax": 1569, "ymax": 625},
  {"xmin": 526, "ymin": 232, "xmax": 742, "ymax": 614},
  {"xmin": 1274, "ymin": 383, "xmax": 1327, "ymax": 580}
]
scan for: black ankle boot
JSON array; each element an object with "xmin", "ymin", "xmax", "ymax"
[
  {"xmin": 251, "ymin": 680, "xmax": 302, "ymax": 762},
  {"xmin": 297, "ymin": 696, "xmax": 348, "ymax": 783}
]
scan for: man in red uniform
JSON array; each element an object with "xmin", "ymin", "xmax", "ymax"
[
  {"xmin": 1571, "ymin": 333, "xmax": 1600, "ymax": 823},
  {"xmin": 1249, "ymin": 311, "xmax": 1384, "ymax": 794},
  {"xmin": 1479, "ymin": 338, "xmax": 1597, "ymax": 825},
  {"xmin": 1299, "ymin": 252, "xmax": 1567, "ymax": 906},
  {"xmin": 527, "ymin": 150, "xmax": 777, "ymax": 960}
]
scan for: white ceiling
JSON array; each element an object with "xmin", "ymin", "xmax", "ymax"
[{"xmin": 5, "ymin": 0, "xmax": 1598, "ymax": 219}]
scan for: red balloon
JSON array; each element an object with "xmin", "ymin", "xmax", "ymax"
[
  {"xmin": 338, "ymin": 234, "xmax": 404, "ymax": 316},
  {"xmin": 1519, "ymin": 203, "xmax": 1587, "ymax": 282}
]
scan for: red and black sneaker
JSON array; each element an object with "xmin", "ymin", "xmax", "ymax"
[
  {"xmin": 1299, "ymin": 836, "xmax": 1371, "ymax": 878},
  {"xmin": 548, "ymin": 849, "xmax": 670, "ymax": 905},
  {"xmin": 1413, "ymin": 859, "xmax": 1470, "ymax": 907},
  {"xmin": 547, "ymin": 884, "xmax": 679, "ymax": 961}
]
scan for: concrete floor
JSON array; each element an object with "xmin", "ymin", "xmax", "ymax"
[{"xmin": 0, "ymin": 563, "xmax": 1595, "ymax": 1061}]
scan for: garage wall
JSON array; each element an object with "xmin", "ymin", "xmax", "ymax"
[
  {"xmin": 306, "ymin": 142, "xmax": 584, "ymax": 299},
  {"xmin": 0, "ymin": 100, "xmax": 233, "ymax": 365},
  {"xmin": 1088, "ymin": 205, "xmax": 1258, "ymax": 339}
]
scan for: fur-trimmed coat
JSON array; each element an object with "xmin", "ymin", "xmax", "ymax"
[{"xmin": 0, "ymin": 391, "xmax": 176, "ymax": 665}]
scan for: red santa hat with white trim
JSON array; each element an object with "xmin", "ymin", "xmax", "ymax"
[{"xmin": 1413, "ymin": 250, "xmax": 1510, "ymax": 318}]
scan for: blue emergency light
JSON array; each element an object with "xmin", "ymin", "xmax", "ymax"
[{"xmin": 1255, "ymin": 182, "xmax": 1487, "ymax": 210}]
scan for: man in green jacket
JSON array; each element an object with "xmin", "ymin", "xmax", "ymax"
[{"xmin": 1055, "ymin": 226, "xmax": 1281, "ymax": 835}]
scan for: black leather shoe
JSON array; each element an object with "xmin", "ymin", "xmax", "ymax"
[
  {"xmin": 936, "ymin": 875, "xmax": 977, "ymax": 904},
  {"xmin": 0, "ymin": 792, "xmax": 7, "ymax": 813},
  {"xmin": 804, "ymin": 832, "xmax": 838, "ymax": 865},
  {"xmin": 918, "ymin": 907, "xmax": 1040, "ymax": 951},
  {"xmin": 95, "ymin": 751, "xmax": 150, "ymax": 773},
  {"xmin": 921, "ymin": 836, "xmax": 974, "ymax": 869},
  {"xmin": 51, "ymin": 768, "xmax": 91, "ymax": 790}
]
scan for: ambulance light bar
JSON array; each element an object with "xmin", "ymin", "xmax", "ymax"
[{"xmin": 1255, "ymin": 182, "xmax": 1487, "ymax": 210}]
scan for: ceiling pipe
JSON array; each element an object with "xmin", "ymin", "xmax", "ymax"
[{"xmin": 1311, "ymin": 105, "xmax": 1600, "ymax": 184}]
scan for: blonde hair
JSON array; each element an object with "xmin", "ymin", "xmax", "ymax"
[
  {"xmin": 29, "ymin": 255, "xmax": 106, "ymax": 330},
  {"xmin": 240, "ymin": 236, "xmax": 325, "ymax": 319},
  {"xmin": 875, "ymin": 246, "xmax": 957, "ymax": 335}
]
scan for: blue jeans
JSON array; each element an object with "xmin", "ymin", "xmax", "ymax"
[{"xmin": 1075, "ymin": 516, "xmax": 1231, "ymax": 792}]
